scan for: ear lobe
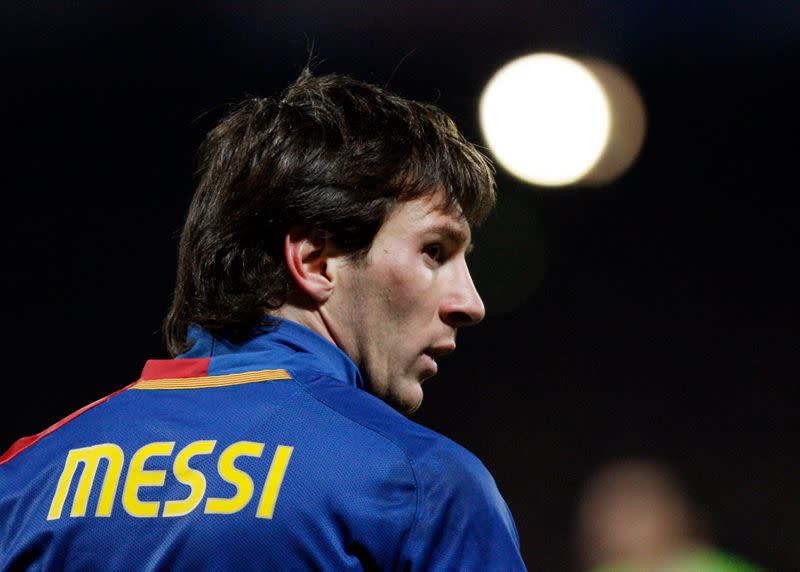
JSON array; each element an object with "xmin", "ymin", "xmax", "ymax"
[{"xmin": 283, "ymin": 227, "xmax": 336, "ymax": 304}]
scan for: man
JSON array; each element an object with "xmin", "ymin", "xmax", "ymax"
[{"xmin": 0, "ymin": 70, "xmax": 526, "ymax": 570}]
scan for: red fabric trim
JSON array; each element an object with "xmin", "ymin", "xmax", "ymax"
[
  {"xmin": 0, "ymin": 358, "xmax": 212, "ymax": 465},
  {"xmin": 139, "ymin": 357, "xmax": 210, "ymax": 380},
  {"xmin": 0, "ymin": 381, "xmax": 137, "ymax": 465}
]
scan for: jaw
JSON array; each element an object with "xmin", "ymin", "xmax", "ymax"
[
  {"xmin": 363, "ymin": 361, "xmax": 426, "ymax": 414},
  {"xmin": 390, "ymin": 379, "xmax": 425, "ymax": 414}
]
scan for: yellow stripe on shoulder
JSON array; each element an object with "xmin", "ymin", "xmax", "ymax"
[{"xmin": 133, "ymin": 369, "xmax": 292, "ymax": 390}]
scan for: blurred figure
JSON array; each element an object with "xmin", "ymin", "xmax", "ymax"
[{"xmin": 576, "ymin": 458, "xmax": 763, "ymax": 572}]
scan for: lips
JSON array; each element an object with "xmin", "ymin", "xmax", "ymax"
[
  {"xmin": 421, "ymin": 343, "xmax": 456, "ymax": 378},
  {"xmin": 424, "ymin": 342, "xmax": 457, "ymax": 359},
  {"xmin": 420, "ymin": 352, "xmax": 438, "ymax": 377}
]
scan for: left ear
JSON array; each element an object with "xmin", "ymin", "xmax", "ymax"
[{"xmin": 283, "ymin": 226, "xmax": 339, "ymax": 304}]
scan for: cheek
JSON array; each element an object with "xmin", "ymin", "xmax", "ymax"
[{"xmin": 381, "ymin": 263, "xmax": 429, "ymax": 315}]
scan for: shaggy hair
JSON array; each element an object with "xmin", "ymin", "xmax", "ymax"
[{"xmin": 164, "ymin": 69, "xmax": 495, "ymax": 355}]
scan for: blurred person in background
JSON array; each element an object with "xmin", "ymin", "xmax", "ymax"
[{"xmin": 575, "ymin": 457, "xmax": 763, "ymax": 572}]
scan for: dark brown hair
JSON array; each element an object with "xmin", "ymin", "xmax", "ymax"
[{"xmin": 164, "ymin": 69, "xmax": 495, "ymax": 355}]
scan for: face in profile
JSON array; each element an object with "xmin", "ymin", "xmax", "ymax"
[{"xmin": 328, "ymin": 189, "xmax": 486, "ymax": 413}]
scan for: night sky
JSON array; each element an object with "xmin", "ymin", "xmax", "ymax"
[{"xmin": 3, "ymin": 3, "xmax": 798, "ymax": 570}]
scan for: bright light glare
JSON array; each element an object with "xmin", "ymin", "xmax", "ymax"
[{"xmin": 480, "ymin": 53, "xmax": 611, "ymax": 187}]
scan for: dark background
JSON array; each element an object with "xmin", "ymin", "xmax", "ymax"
[{"xmin": 2, "ymin": 2, "xmax": 798, "ymax": 570}]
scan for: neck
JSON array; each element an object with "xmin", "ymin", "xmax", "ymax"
[{"xmin": 272, "ymin": 304, "xmax": 336, "ymax": 346}]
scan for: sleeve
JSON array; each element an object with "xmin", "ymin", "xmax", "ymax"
[{"xmin": 399, "ymin": 441, "xmax": 527, "ymax": 571}]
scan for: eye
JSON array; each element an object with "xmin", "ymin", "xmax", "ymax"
[{"xmin": 422, "ymin": 243, "xmax": 444, "ymax": 263}]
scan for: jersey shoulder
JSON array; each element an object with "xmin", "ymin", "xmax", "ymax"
[
  {"xmin": 294, "ymin": 371, "xmax": 517, "ymax": 537},
  {"xmin": 291, "ymin": 376, "xmax": 525, "ymax": 570},
  {"xmin": 294, "ymin": 369, "xmax": 486, "ymax": 474}
]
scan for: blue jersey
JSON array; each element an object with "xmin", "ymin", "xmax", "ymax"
[{"xmin": 0, "ymin": 319, "xmax": 525, "ymax": 570}]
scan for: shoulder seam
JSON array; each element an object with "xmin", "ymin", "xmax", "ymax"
[
  {"xmin": 292, "ymin": 372, "xmax": 421, "ymax": 552},
  {"xmin": 0, "ymin": 381, "xmax": 137, "ymax": 465}
]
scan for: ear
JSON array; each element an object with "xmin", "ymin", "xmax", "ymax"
[{"xmin": 283, "ymin": 226, "xmax": 338, "ymax": 304}]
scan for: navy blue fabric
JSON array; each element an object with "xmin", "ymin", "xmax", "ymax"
[{"xmin": 0, "ymin": 319, "xmax": 525, "ymax": 570}]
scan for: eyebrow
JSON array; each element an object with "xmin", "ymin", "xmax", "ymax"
[{"xmin": 427, "ymin": 223, "xmax": 473, "ymax": 252}]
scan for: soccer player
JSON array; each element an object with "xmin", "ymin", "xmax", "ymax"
[{"xmin": 0, "ymin": 70, "xmax": 526, "ymax": 570}]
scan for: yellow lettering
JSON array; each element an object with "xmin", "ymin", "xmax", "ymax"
[
  {"xmin": 204, "ymin": 441, "xmax": 264, "ymax": 514},
  {"xmin": 122, "ymin": 441, "xmax": 175, "ymax": 517},
  {"xmin": 47, "ymin": 443, "xmax": 124, "ymax": 520},
  {"xmin": 162, "ymin": 440, "xmax": 217, "ymax": 517},
  {"xmin": 256, "ymin": 445, "xmax": 293, "ymax": 519},
  {"xmin": 46, "ymin": 439, "xmax": 293, "ymax": 522}
]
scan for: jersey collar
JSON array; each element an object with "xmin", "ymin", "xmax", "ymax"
[{"xmin": 143, "ymin": 318, "xmax": 365, "ymax": 390}]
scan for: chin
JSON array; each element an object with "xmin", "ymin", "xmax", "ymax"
[
  {"xmin": 367, "ymin": 371, "xmax": 426, "ymax": 414},
  {"xmin": 387, "ymin": 383, "xmax": 424, "ymax": 415},
  {"xmin": 402, "ymin": 395, "xmax": 424, "ymax": 415}
]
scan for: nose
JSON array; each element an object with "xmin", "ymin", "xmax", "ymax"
[{"xmin": 441, "ymin": 260, "xmax": 486, "ymax": 328}]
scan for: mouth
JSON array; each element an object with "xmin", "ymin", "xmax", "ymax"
[
  {"xmin": 424, "ymin": 343, "xmax": 457, "ymax": 359},
  {"xmin": 421, "ymin": 343, "xmax": 456, "ymax": 377},
  {"xmin": 420, "ymin": 352, "xmax": 438, "ymax": 377}
]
